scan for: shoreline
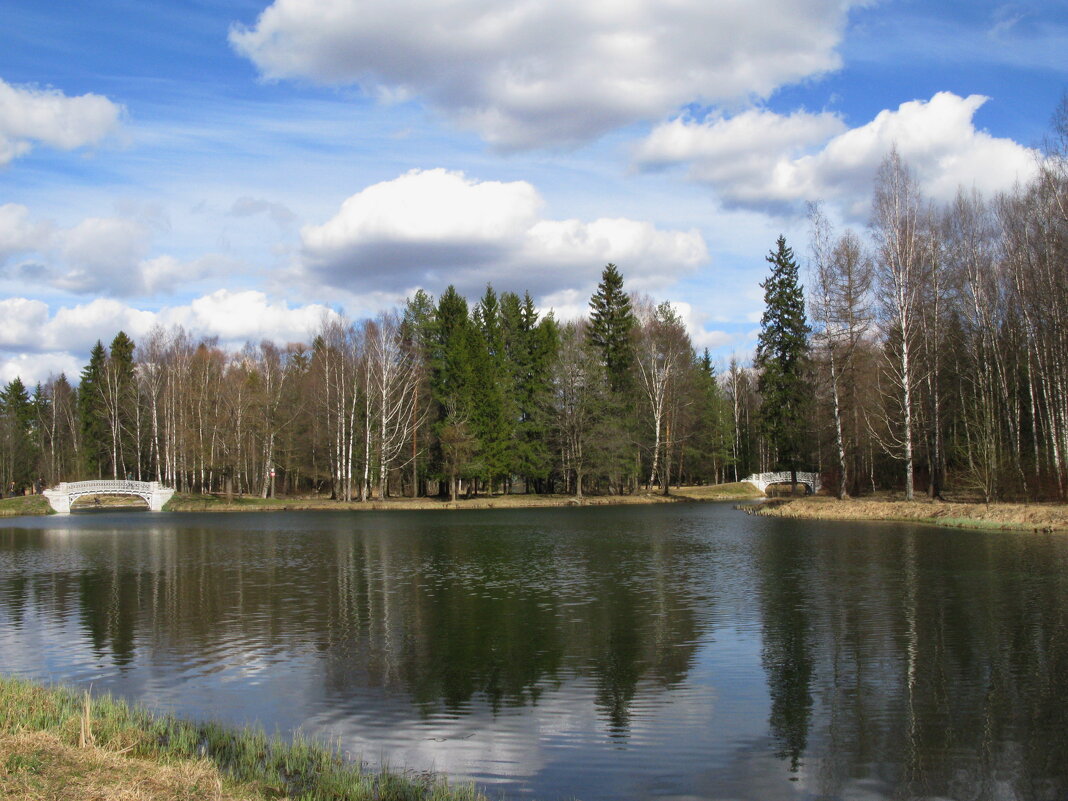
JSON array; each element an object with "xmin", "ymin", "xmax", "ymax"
[
  {"xmin": 164, "ymin": 490, "xmax": 689, "ymax": 513},
  {"xmin": 0, "ymin": 675, "xmax": 486, "ymax": 801},
  {"xmin": 0, "ymin": 482, "xmax": 764, "ymax": 517},
  {"xmin": 744, "ymin": 496, "xmax": 1068, "ymax": 533}
]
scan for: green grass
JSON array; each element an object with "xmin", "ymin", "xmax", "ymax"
[
  {"xmin": 0, "ymin": 495, "xmax": 53, "ymax": 517},
  {"xmin": 0, "ymin": 675, "xmax": 490, "ymax": 800},
  {"xmin": 162, "ymin": 493, "xmax": 294, "ymax": 512},
  {"xmin": 672, "ymin": 482, "xmax": 764, "ymax": 501},
  {"xmin": 917, "ymin": 516, "xmax": 1040, "ymax": 532}
]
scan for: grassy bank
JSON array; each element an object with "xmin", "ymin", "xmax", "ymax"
[
  {"xmin": 163, "ymin": 490, "xmax": 687, "ymax": 513},
  {"xmin": 746, "ymin": 496, "xmax": 1068, "ymax": 533},
  {"xmin": 672, "ymin": 482, "xmax": 764, "ymax": 501},
  {"xmin": 3, "ymin": 484, "xmax": 753, "ymax": 518},
  {"xmin": 0, "ymin": 496, "xmax": 52, "ymax": 518},
  {"xmin": 0, "ymin": 675, "xmax": 487, "ymax": 800}
]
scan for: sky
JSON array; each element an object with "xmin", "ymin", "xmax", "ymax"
[{"xmin": 1, "ymin": 0, "xmax": 1066, "ymax": 386}]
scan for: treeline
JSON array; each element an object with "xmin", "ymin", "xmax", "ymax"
[
  {"xmin": 751, "ymin": 110, "xmax": 1068, "ymax": 502},
  {"xmin": 3, "ymin": 104, "xmax": 1066, "ymax": 502},
  {"xmin": 0, "ymin": 274, "xmax": 733, "ymax": 499}
]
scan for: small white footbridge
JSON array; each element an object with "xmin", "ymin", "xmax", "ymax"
[
  {"xmin": 43, "ymin": 480, "xmax": 175, "ymax": 515},
  {"xmin": 744, "ymin": 471, "xmax": 822, "ymax": 495}
]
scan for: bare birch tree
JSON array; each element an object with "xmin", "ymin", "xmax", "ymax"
[{"xmin": 871, "ymin": 149, "xmax": 929, "ymax": 500}]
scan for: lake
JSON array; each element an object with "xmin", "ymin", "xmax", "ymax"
[{"xmin": 2, "ymin": 503, "xmax": 1067, "ymax": 800}]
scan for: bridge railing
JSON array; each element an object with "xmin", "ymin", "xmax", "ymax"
[{"xmin": 57, "ymin": 480, "xmax": 161, "ymax": 496}]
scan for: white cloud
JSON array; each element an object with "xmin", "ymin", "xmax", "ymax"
[
  {"xmin": 0, "ymin": 203, "xmax": 53, "ymax": 261},
  {"xmin": 0, "ymin": 298, "xmax": 50, "ymax": 349},
  {"xmin": 0, "ymin": 78, "xmax": 122, "ymax": 165},
  {"xmin": 0, "ymin": 206, "xmax": 233, "ymax": 297},
  {"xmin": 0, "ymin": 291, "xmax": 341, "ymax": 385},
  {"xmin": 0, "ymin": 352, "xmax": 85, "ymax": 387},
  {"xmin": 139, "ymin": 254, "xmax": 237, "ymax": 295},
  {"xmin": 158, "ymin": 290, "xmax": 338, "ymax": 345},
  {"xmin": 635, "ymin": 92, "xmax": 1041, "ymax": 216},
  {"xmin": 53, "ymin": 217, "xmax": 153, "ymax": 293},
  {"xmin": 46, "ymin": 299, "xmax": 157, "ymax": 352},
  {"xmin": 0, "ymin": 292, "xmax": 333, "ymax": 354},
  {"xmin": 635, "ymin": 108, "xmax": 847, "ymax": 203},
  {"xmin": 669, "ymin": 301, "xmax": 735, "ymax": 352},
  {"xmin": 300, "ymin": 168, "xmax": 706, "ymax": 298},
  {"xmin": 230, "ymin": 0, "xmax": 861, "ymax": 149}
]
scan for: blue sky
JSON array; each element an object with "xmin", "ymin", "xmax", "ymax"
[{"xmin": 2, "ymin": 0, "xmax": 1065, "ymax": 384}]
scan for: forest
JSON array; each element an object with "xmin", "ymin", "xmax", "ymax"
[{"xmin": 1, "ymin": 110, "xmax": 1066, "ymax": 503}]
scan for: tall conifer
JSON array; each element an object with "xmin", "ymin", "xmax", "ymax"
[
  {"xmin": 79, "ymin": 341, "xmax": 110, "ymax": 477},
  {"xmin": 588, "ymin": 264, "xmax": 636, "ymax": 394},
  {"xmin": 755, "ymin": 236, "xmax": 812, "ymax": 487},
  {"xmin": 0, "ymin": 378, "xmax": 36, "ymax": 490}
]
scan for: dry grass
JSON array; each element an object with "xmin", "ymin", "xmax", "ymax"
[
  {"xmin": 748, "ymin": 496, "xmax": 1068, "ymax": 533},
  {"xmin": 0, "ymin": 730, "xmax": 249, "ymax": 800},
  {"xmin": 0, "ymin": 677, "xmax": 490, "ymax": 801}
]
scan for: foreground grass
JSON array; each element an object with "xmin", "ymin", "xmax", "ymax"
[
  {"xmin": 747, "ymin": 496, "xmax": 1068, "ymax": 533},
  {"xmin": 0, "ymin": 676, "xmax": 489, "ymax": 801},
  {"xmin": 0, "ymin": 496, "xmax": 52, "ymax": 518}
]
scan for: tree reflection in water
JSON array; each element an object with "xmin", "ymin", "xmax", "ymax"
[{"xmin": 2, "ymin": 509, "xmax": 1068, "ymax": 801}]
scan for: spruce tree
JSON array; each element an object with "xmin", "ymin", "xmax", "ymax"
[
  {"xmin": 588, "ymin": 264, "xmax": 639, "ymax": 492},
  {"xmin": 502, "ymin": 291, "xmax": 557, "ymax": 492},
  {"xmin": 471, "ymin": 285, "xmax": 512, "ymax": 488},
  {"xmin": 755, "ymin": 236, "xmax": 812, "ymax": 488},
  {"xmin": 0, "ymin": 378, "xmax": 37, "ymax": 490},
  {"xmin": 588, "ymin": 264, "xmax": 636, "ymax": 394},
  {"xmin": 430, "ymin": 286, "xmax": 479, "ymax": 497},
  {"xmin": 106, "ymin": 331, "xmax": 137, "ymax": 478},
  {"xmin": 79, "ymin": 340, "xmax": 110, "ymax": 478}
]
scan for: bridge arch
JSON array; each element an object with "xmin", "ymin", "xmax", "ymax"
[
  {"xmin": 743, "ymin": 472, "xmax": 822, "ymax": 495},
  {"xmin": 43, "ymin": 480, "xmax": 175, "ymax": 515}
]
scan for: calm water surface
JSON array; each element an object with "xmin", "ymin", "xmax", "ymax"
[{"xmin": 2, "ymin": 503, "xmax": 1067, "ymax": 800}]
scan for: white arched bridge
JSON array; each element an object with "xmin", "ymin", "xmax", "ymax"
[
  {"xmin": 43, "ymin": 480, "xmax": 175, "ymax": 515},
  {"xmin": 744, "ymin": 471, "xmax": 822, "ymax": 495}
]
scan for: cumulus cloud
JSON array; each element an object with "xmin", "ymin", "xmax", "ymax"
[
  {"xmin": 230, "ymin": 0, "xmax": 860, "ymax": 149},
  {"xmin": 157, "ymin": 290, "xmax": 337, "ymax": 345},
  {"xmin": 635, "ymin": 92, "xmax": 1041, "ymax": 216},
  {"xmin": 300, "ymin": 168, "xmax": 706, "ymax": 298},
  {"xmin": 0, "ymin": 78, "xmax": 122, "ymax": 165}
]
